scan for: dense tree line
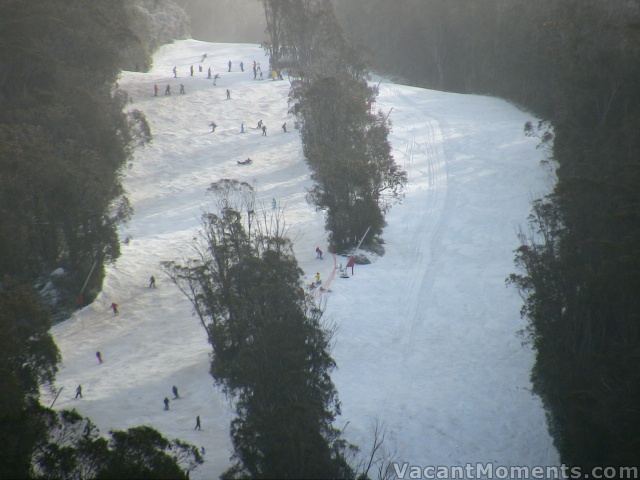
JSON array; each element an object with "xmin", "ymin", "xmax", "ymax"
[
  {"xmin": 0, "ymin": 0, "xmax": 150, "ymax": 319},
  {"xmin": 0, "ymin": 1, "xmax": 202, "ymax": 477},
  {"xmin": 262, "ymin": 0, "xmax": 406, "ymax": 253},
  {"xmin": 0, "ymin": 0, "xmax": 190, "ymax": 320},
  {"xmin": 163, "ymin": 180, "xmax": 356, "ymax": 478},
  {"xmin": 333, "ymin": 0, "xmax": 640, "ymax": 471}
]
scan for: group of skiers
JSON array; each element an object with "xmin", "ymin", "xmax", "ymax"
[
  {"xmin": 148, "ymin": 54, "xmax": 293, "ymax": 142},
  {"xmin": 163, "ymin": 387, "xmax": 202, "ymax": 431},
  {"xmin": 251, "ymin": 60, "xmax": 284, "ymax": 81},
  {"xmin": 74, "ymin": 381, "xmax": 202, "ymax": 430},
  {"xmin": 208, "ymin": 118, "xmax": 287, "ymax": 141},
  {"xmin": 92, "ymin": 276, "xmax": 209, "ymax": 431},
  {"xmin": 154, "ymin": 55, "xmax": 249, "ymax": 97}
]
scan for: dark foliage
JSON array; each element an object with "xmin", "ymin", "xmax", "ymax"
[
  {"xmin": 164, "ymin": 180, "xmax": 356, "ymax": 478},
  {"xmin": 262, "ymin": 0, "xmax": 405, "ymax": 253},
  {"xmin": 0, "ymin": 282, "xmax": 60, "ymax": 478},
  {"xmin": 32, "ymin": 412, "xmax": 202, "ymax": 479},
  {"xmin": 0, "ymin": 0, "xmax": 150, "ymax": 320}
]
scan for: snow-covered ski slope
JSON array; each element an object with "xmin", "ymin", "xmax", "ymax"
[{"xmin": 45, "ymin": 40, "xmax": 559, "ymax": 478}]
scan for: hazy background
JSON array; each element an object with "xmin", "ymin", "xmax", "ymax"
[{"xmin": 183, "ymin": 0, "xmax": 266, "ymax": 43}]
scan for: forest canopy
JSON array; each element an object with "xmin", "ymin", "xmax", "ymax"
[{"xmin": 0, "ymin": 0, "xmax": 188, "ymax": 321}]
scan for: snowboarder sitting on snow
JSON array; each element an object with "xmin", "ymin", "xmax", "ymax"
[
  {"xmin": 316, "ymin": 247, "xmax": 323, "ymax": 259},
  {"xmin": 237, "ymin": 158, "xmax": 253, "ymax": 165}
]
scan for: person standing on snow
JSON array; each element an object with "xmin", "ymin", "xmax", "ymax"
[
  {"xmin": 149, "ymin": 276, "xmax": 156, "ymax": 288},
  {"xmin": 240, "ymin": 61, "xmax": 244, "ymax": 72},
  {"xmin": 262, "ymin": 124, "xmax": 267, "ymax": 136},
  {"xmin": 154, "ymin": 84, "xmax": 158, "ymax": 96},
  {"xmin": 164, "ymin": 397, "xmax": 170, "ymax": 410},
  {"xmin": 207, "ymin": 67, "xmax": 211, "ymax": 79},
  {"xmin": 226, "ymin": 89, "xmax": 231, "ymax": 99},
  {"xmin": 110, "ymin": 303, "xmax": 119, "ymax": 315},
  {"xmin": 164, "ymin": 84, "xmax": 171, "ymax": 95},
  {"xmin": 282, "ymin": 122, "xmax": 287, "ymax": 133},
  {"xmin": 75, "ymin": 385, "xmax": 83, "ymax": 398},
  {"xmin": 173, "ymin": 66, "xmax": 177, "ymax": 78},
  {"xmin": 240, "ymin": 123, "xmax": 245, "ymax": 133},
  {"xmin": 228, "ymin": 60, "xmax": 232, "ymax": 72},
  {"xmin": 316, "ymin": 247, "xmax": 323, "ymax": 259},
  {"xmin": 209, "ymin": 122, "xmax": 217, "ymax": 133},
  {"xmin": 194, "ymin": 416, "xmax": 201, "ymax": 430},
  {"xmin": 172, "ymin": 385, "xmax": 179, "ymax": 399},
  {"xmin": 315, "ymin": 272, "xmax": 322, "ymax": 284},
  {"xmin": 96, "ymin": 351, "xmax": 103, "ymax": 364},
  {"xmin": 190, "ymin": 65, "xmax": 194, "ymax": 76},
  {"xmin": 179, "ymin": 84, "xmax": 185, "ymax": 94}
]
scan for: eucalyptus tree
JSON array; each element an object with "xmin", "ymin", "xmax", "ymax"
[
  {"xmin": 260, "ymin": 0, "xmax": 406, "ymax": 252},
  {"xmin": 163, "ymin": 180, "xmax": 355, "ymax": 478}
]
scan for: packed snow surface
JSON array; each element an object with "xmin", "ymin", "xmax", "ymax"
[{"xmin": 45, "ymin": 40, "xmax": 559, "ymax": 479}]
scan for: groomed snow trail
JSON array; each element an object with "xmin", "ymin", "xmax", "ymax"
[
  {"xmin": 326, "ymin": 84, "xmax": 559, "ymax": 470},
  {"xmin": 45, "ymin": 41, "xmax": 558, "ymax": 479}
]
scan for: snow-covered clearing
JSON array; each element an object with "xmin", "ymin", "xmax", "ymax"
[{"xmin": 44, "ymin": 40, "xmax": 559, "ymax": 479}]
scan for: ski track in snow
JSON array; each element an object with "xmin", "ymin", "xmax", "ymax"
[{"xmin": 43, "ymin": 40, "xmax": 559, "ymax": 479}]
